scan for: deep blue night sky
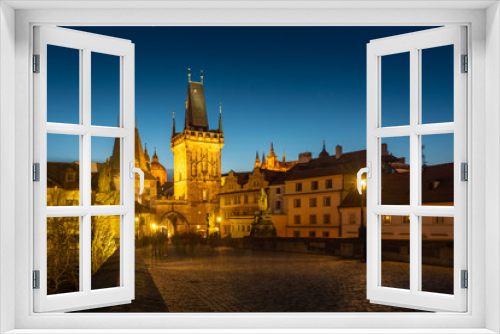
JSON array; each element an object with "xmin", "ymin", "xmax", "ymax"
[{"xmin": 47, "ymin": 26, "xmax": 454, "ymax": 173}]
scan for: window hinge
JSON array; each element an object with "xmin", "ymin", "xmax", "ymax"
[
  {"xmin": 33, "ymin": 163, "xmax": 40, "ymax": 182},
  {"xmin": 461, "ymin": 54, "xmax": 468, "ymax": 73},
  {"xmin": 461, "ymin": 269, "xmax": 468, "ymax": 289},
  {"xmin": 33, "ymin": 54, "xmax": 40, "ymax": 73},
  {"xmin": 461, "ymin": 162, "xmax": 468, "ymax": 182},
  {"xmin": 33, "ymin": 270, "xmax": 40, "ymax": 289}
]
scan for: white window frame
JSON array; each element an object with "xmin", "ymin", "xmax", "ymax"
[
  {"xmin": 366, "ymin": 26, "xmax": 467, "ymax": 312},
  {"xmin": 1, "ymin": 2, "xmax": 498, "ymax": 333},
  {"xmin": 33, "ymin": 26, "xmax": 136, "ymax": 313}
]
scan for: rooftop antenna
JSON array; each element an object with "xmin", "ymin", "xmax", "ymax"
[
  {"xmin": 201, "ymin": 69, "xmax": 204, "ymax": 84},
  {"xmin": 188, "ymin": 67, "xmax": 191, "ymax": 82}
]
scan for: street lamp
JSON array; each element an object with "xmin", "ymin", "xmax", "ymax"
[
  {"xmin": 217, "ymin": 217, "xmax": 222, "ymax": 239},
  {"xmin": 358, "ymin": 177, "xmax": 367, "ymax": 263},
  {"xmin": 206, "ymin": 214, "xmax": 210, "ymax": 240}
]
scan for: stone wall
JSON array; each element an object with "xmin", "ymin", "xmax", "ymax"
[{"xmin": 218, "ymin": 237, "xmax": 453, "ymax": 267}]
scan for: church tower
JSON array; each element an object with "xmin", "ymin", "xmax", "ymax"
[{"xmin": 170, "ymin": 78, "xmax": 224, "ymax": 208}]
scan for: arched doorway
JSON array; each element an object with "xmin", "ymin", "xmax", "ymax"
[{"xmin": 159, "ymin": 211, "xmax": 189, "ymax": 237}]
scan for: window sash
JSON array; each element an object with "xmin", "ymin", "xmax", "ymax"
[
  {"xmin": 33, "ymin": 26, "xmax": 136, "ymax": 313},
  {"xmin": 366, "ymin": 26, "xmax": 467, "ymax": 312}
]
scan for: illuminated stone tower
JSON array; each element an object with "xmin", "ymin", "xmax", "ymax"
[{"xmin": 170, "ymin": 79, "xmax": 224, "ymax": 206}]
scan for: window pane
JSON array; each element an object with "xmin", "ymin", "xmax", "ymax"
[
  {"xmin": 47, "ymin": 45, "xmax": 80, "ymax": 124},
  {"xmin": 91, "ymin": 52, "xmax": 120, "ymax": 127},
  {"xmin": 47, "ymin": 134, "xmax": 80, "ymax": 206},
  {"xmin": 381, "ymin": 215, "xmax": 410, "ymax": 290},
  {"xmin": 381, "ymin": 137, "xmax": 410, "ymax": 205},
  {"xmin": 421, "ymin": 133, "xmax": 454, "ymax": 206},
  {"xmin": 381, "ymin": 52, "xmax": 410, "ymax": 127},
  {"xmin": 91, "ymin": 137, "xmax": 121, "ymax": 205},
  {"xmin": 421, "ymin": 45, "xmax": 454, "ymax": 124},
  {"xmin": 91, "ymin": 215, "xmax": 121, "ymax": 290},
  {"xmin": 421, "ymin": 216, "xmax": 454, "ymax": 294},
  {"xmin": 47, "ymin": 217, "xmax": 80, "ymax": 295}
]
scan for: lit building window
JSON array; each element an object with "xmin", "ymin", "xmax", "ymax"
[
  {"xmin": 202, "ymin": 189, "xmax": 209, "ymax": 201},
  {"xmin": 349, "ymin": 212, "xmax": 356, "ymax": 225},
  {"xmin": 383, "ymin": 215, "xmax": 392, "ymax": 225}
]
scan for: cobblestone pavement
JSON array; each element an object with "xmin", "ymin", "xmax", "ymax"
[{"xmin": 139, "ymin": 245, "xmax": 454, "ymax": 313}]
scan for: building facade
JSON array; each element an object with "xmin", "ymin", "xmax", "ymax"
[{"xmin": 219, "ymin": 168, "xmax": 285, "ymax": 238}]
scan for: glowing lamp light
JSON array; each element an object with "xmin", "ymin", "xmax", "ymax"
[
  {"xmin": 197, "ymin": 225, "xmax": 200, "ymax": 229},
  {"xmin": 217, "ymin": 217, "xmax": 222, "ymax": 222},
  {"xmin": 135, "ymin": 217, "xmax": 139, "ymax": 222},
  {"xmin": 152, "ymin": 223, "xmax": 157, "ymax": 230}
]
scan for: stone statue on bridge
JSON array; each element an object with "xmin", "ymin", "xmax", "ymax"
[{"xmin": 250, "ymin": 188, "xmax": 277, "ymax": 237}]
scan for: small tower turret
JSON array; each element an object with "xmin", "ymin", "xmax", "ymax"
[
  {"xmin": 172, "ymin": 111, "xmax": 176, "ymax": 138},
  {"xmin": 319, "ymin": 140, "xmax": 330, "ymax": 158},
  {"xmin": 218, "ymin": 103, "xmax": 223, "ymax": 133}
]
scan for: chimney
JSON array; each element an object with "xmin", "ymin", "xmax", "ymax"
[
  {"xmin": 298, "ymin": 152, "xmax": 312, "ymax": 164},
  {"xmin": 382, "ymin": 143, "xmax": 388, "ymax": 156},
  {"xmin": 335, "ymin": 145, "xmax": 343, "ymax": 159}
]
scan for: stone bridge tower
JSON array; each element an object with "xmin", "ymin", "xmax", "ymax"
[{"xmin": 169, "ymin": 78, "xmax": 224, "ymax": 230}]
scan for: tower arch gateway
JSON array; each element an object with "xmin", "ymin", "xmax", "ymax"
[{"xmin": 158, "ymin": 211, "xmax": 189, "ymax": 235}]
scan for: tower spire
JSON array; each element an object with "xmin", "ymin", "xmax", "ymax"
[
  {"xmin": 218, "ymin": 103, "xmax": 223, "ymax": 133},
  {"xmin": 283, "ymin": 150, "xmax": 286, "ymax": 163},
  {"xmin": 188, "ymin": 67, "xmax": 191, "ymax": 82},
  {"xmin": 201, "ymin": 70, "xmax": 204, "ymax": 84},
  {"xmin": 254, "ymin": 150, "xmax": 261, "ymax": 169},
  {"xmin": 269, "ymin": 142, "xmax": 275, "ymax": 157},
  {"xmin": 319, "ymin": 140, "xmax": 330, "ymax": 158},
  {"xmin": 172, "ymin": 111, "xmax": 176, "ymax": 138}
]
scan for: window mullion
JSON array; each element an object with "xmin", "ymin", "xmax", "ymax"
[
  {"xmin": 82, "ymin": 48, "xmax": 92, "ymax": 294},
  {"xmin": 409, "ymin": 48, "xmax": 420, "ymax": 294}
]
